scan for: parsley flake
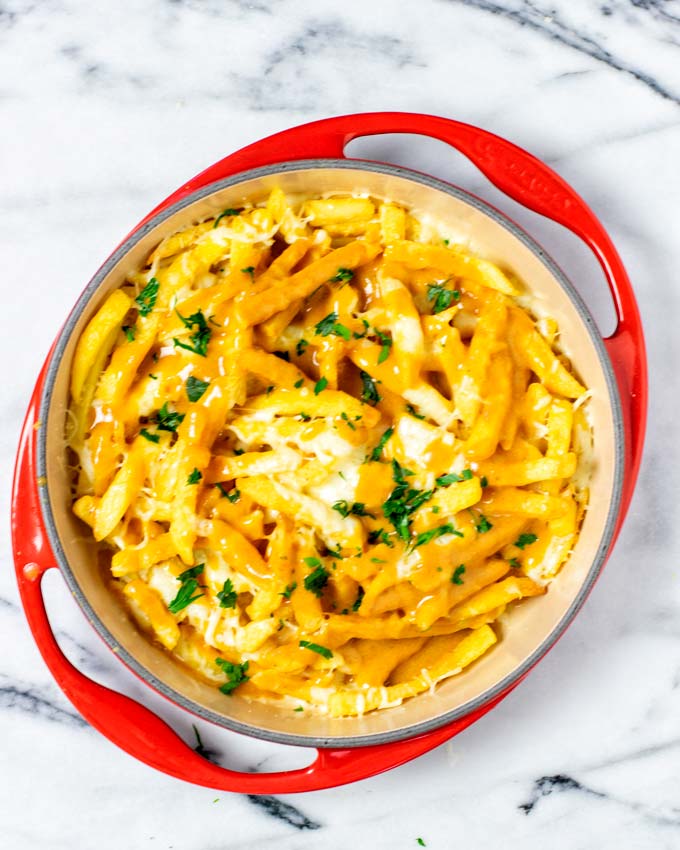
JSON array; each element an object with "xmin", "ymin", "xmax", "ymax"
[
  {"xmin": 135, "ymin": 278, "xmax": 159, "ymax": 317},
  {"xmin": 332, "ymin": 501, "xmax": 375, "ymax": 519},
  {"xmin": 427, "ymin": 282, "xmax": 460, "ymax": 314},
  {"xmin": 304, "ymin": 564, "xmax": 329, "ymax": 597},
  {"xmin": 216, "ymin": 578, "xmax": 237, "ymax": 609},
  {"xmin": 314, "ymin": 376, "xmax": 328, "ymax": 395},
  {"xmin": 451, "ymin": 564, "xmax": 466, "ymax": 585},
  {"xmin": 359, "ymin": 370, "xmax": 381, "ymax": 406},
  {"xmin": 436, "ymin": 469, "xmax": 473, "ymax": 487},
  {"xmin": 315, "ymin": 312, "xmax": 351, "ymax": 341},
  {"xmin": 215, "ymin": 658, "xmax": 249, "ymax": 695},
  {"xmin": 140, "ymin": 428, "xmax": 160, "ymax": 443},
  {"xmin": 369, "ymin": 427, "xmax": 394, "ymax": 462},
  {"xmin": 280, "ymin": 581, "xmax": 297, "ymax": 599},
  {"xmin": 168, "ymin": 565, "xmax": 205, "ymax": 613},
  {"xmin": 374, "ymin": 328, "xmax": 393, "ymax": 364},
  {"xmin": 382, "ymin": 460, "xmax": 434, "ymax": 542},
  {"xmin": 174, "ymin": 308, "xmax": 212, "ymax": 357},
  {"xmin": 329, "ymin": 267, "xmax": 354, "ymax": 283},
  {"xmin": 213, "ymin": 208, "xmax": 240, "ymax": 228},
  {"xmin": 410, "ymin": 523, "xmax": 462, "ymax": 550},
  {"xmin": 154, "ymin": 403, "xmax": 185, "ymax": 432},
  {"xmin": 122, "ymin": 324, "xmax": 136, "ymax": 342},
  {"xmin": 514, "ymin": 533, "xmax": 538, "ymax": 549},
  {"xmin": 296, "ymin": 339, "xmax": 308, "ymax": 357},
  {"xmin": 186, "ymin": 375, "xmax": 209, "ymax": 402},
  {"xmin": 299, "ymin": 640, "xmax": 333, "ymax": 659},
  {"xmin": 186, "ymin": 467, "xmax": 202, "ymax": 485},
  {"xmin": 475, "ymin": 514, "xmax": 493, "ymax": 534}
]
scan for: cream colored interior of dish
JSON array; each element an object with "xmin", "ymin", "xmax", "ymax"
[{"xmin": 43, "ymin": 166, "xmax": 618, "ymax": 743}]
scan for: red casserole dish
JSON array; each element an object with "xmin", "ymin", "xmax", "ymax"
[{"xmin": 12, "ymin": 112, "xmax": 646, "ymax": 792}]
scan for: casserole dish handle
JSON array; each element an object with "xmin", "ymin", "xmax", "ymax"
[
  {"xmin": 179, "ymin": 112, "xmax": 646, "ymax": 521},
  {"xmin": 12, "ymin": 370, "xmax": 508, "ymax": 793}
]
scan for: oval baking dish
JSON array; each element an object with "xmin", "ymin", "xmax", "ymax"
[{"xmin": 12, "ymin": 113, "xmax": 647, "ymax": 793}]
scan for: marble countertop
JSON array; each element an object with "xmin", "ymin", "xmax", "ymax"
[{"xmin": 2, "ymin": 0, "xmax": 679, "ymax": 847}]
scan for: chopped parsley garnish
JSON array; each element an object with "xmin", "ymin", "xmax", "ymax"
[
  {"xmin": 436, "ymin": 469, "xmax": 473, "ymax": 487},
  {"xmin": 314, "ymin": 311, "xmax": 351, "ymax": 341},
  {"xmin": 296, "ymin": 338, "xmax": 308, "ymax": 357},
  {"xmin": 168, "ymin": 565, "xmax": 205, "ymax": 613},
  {"xmin": 359, "ymin": 370, "xmax": 381, "ymax": 406},
  {"xmin": 417, "ymin": 839, "xmax": 426, "ymax": 847},
  {"xmin": 304, "ymin": 556, "xmax": 322, "ymax": 568},
  {"xmin": 368, "ymin": 528, "xmax": 394, "ymax": 547},
  {"xmin": 410, "ymin": 523, "xmax": 461, "ymax": 550},
  {"xmin": 265, "ymin": 384, "xmax": 275, "ymax": 395},
  {"xmin": 351, "ymin": 586, "xmax": 365, "ymax": 612},
  {"xmin": 148, "ymin": 373, "xmax": 158, "ymax": 380},
  {"xmin": 427, "ymin": 282, "xmax": 460, "ymax": 314},
  {"xmin": 332, "ymin": 500, "xmax": 375, "ymax": 519},
  {"xmin": 480, "ymin": 476, "xmax": 489, "ymax": 487},
  {"xmin": 382, "ymin": 460, "xmax": 434, "ymax": 542},
  {"xmin": 280, "ymin": 581, "xmax": 297, "ymax": 599},
  {"xmin": 177, "ymin": 564, "xmax": 205, "ymax": 583},
  {"xmin": 514, "ymin": 533, "xmax": 538, "ymax": 549},
  {"xmin": 186, "ymin": 375, "xmax": 209, "ymax": 402},
  {"xmin": 299, "ymin": 640, "xmax": 333, "ymax": 659},
  {"xmin": 329, "ymin": 267, "xmax": 354, "ymax": 283},
  {"xmin": 341, "ymin": 411, "xmax": 356, "ymax": 430},
  {"xmin": 374, "ymin": 328, "xmax": 393, "ymax": 364},
  {"xmin": 452, "ymin": 565, "xmax": 466, "ymax": 585},
  {"xmin": 294, "ymin": 378, "xmax": 304, "ymax": 388},
  {"xmin": 353, "ymin": 318, "xmax": 370, "ymax": 339},
  {"xmin": 275, "ymin": 350, "xmax": 291, "ymax": 361},
  {"xmin": 369, "ymin": 427, "xmax": 394, "ymax": 462},
  {"xmin": 314, "ymin": 376, "xmax": 328, "ymax": 395},
  {"xmin": 226, "ymin": 488, "xmax": 241, "ymax": 503},
  {"xmin": 475, "ymin": 514, "xmax": 493, "ymax": 534},
  {"xmin": 216, "ymin": 578, "xmax": 237, "ymax": 609},
  {"xmin": 213, "ymin": 208, "xmax": 240, "ymax": 228},
  {"xmin": 294, "ymin": 706, "xmax": 304, "ymax": 712},
  {"xmin": 241, "ymin": 266, "xmax": 255, "ymax": 280},
  {"xmin": 508, "ymin": 558, "xmax": 520, "ymax": 569},
  {"xmin": 304, "ymin": 564, "xmax": 330, "ymax": 597},
  {"xmin": 298, "ymin": 412, "xmax": 311, "ymax": 422},
  {"xmin": 215, "ymin": 658, "xmax": 249, "ymax": 695},
  {"xmin": 173, "ymin": 308, "xmax": 212, "ymax": 357},
  {"xmin": 154, "ymin": 403, "xmax": 185, "ymax": 432},
  {"xmin": 186, "ymin": 468, "xmax": 202, "ymax": 485},
  {"xmin": 122, "ymin": 324, "xmax": 136, "ymax": 342},
  {"xmin": 135, "ymin": 277, "xmax": 159, "ymax": 317},
  {"xmin": 406, "ymin": 403, "xmax": 425, "ymax": 420},
  {"xmin": 140, "ymin": 428, "xmax": 160, "ymax": 443}
]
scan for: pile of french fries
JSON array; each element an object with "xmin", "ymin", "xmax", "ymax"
[{"xmin": 69, "ymin": 189, "xmax": 590, "ymax": 716}]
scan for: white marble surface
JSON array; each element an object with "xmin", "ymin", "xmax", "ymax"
[{"xmin": 2, "ymin": 0, "xmax": 680, "ymax": 847}]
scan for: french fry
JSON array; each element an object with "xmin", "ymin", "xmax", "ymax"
[
  {"xmin": 238, "ymin": 241, "xmax": 382, "ymax": 326},
  {"xmin": 385, "ymin": 241, "xmax": 519, "ymax": 295}
]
